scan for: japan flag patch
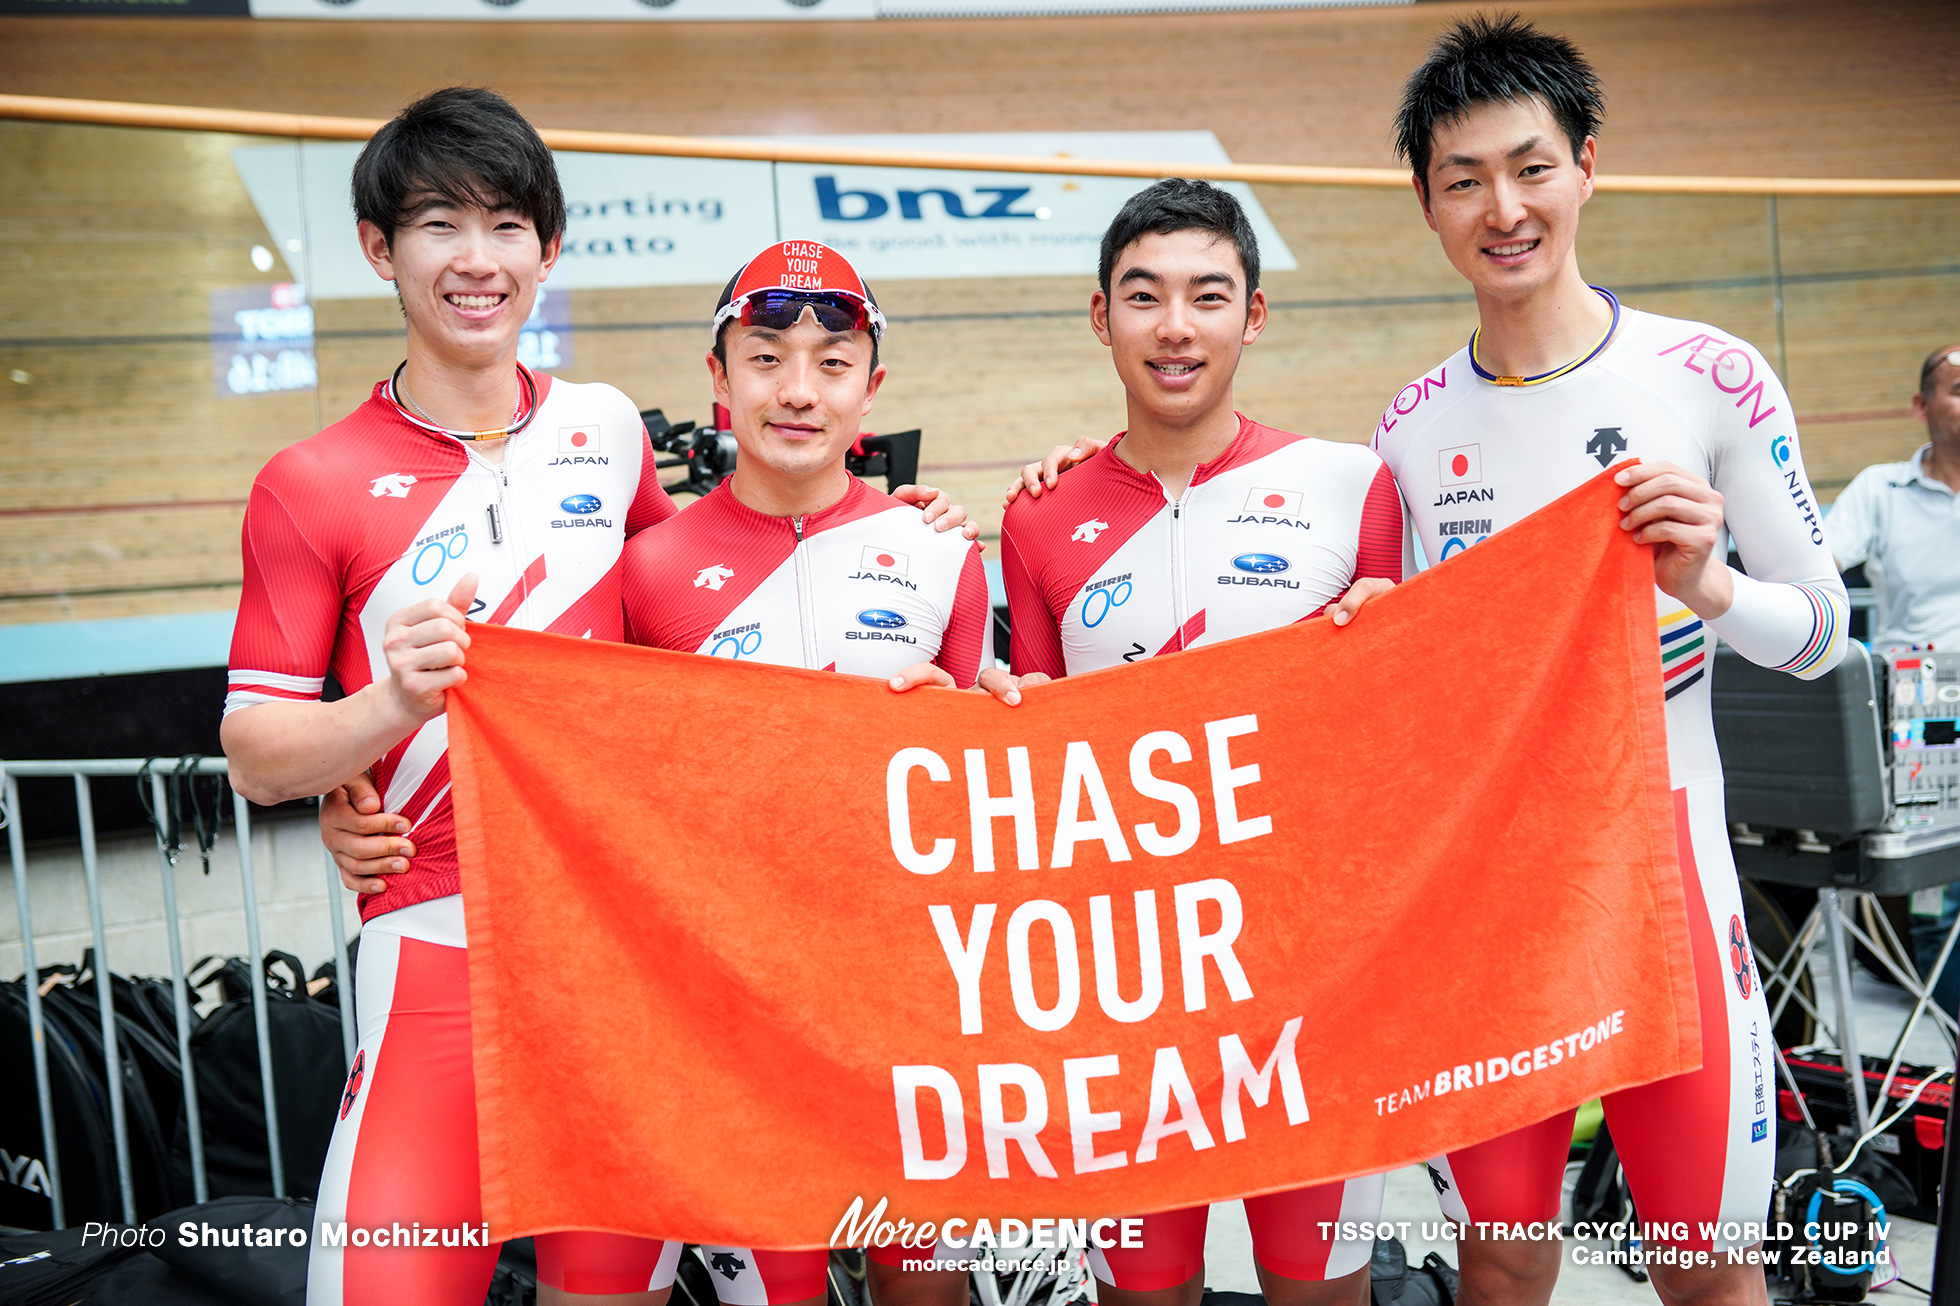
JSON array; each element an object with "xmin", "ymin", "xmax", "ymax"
[
  {"xmin": 559, "ymin": 425, "xmax": 601, "ymax": 454},
  {"xmin": 1244, "ymin": 487, "xmax": 1304, "ymax": 516},
  {"xmin": 1439, "ymin": 444, "xmax": 1482, "ymax": 486},
  {"xmin": 861, "ymin": 546, "xmax": 909, "ymax": 576}
]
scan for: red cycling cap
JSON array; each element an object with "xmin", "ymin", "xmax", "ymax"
[{"xmin": 711, "ymin": 240, "xmax": 886, "ymax": 342}]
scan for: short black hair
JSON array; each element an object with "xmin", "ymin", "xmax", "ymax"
[
  {"xmin": 1097, "ymin": 178, "xmax": 1260, "ymax": 302},
  {"xmin": 352, "ymin": 87, "xmax": 565, "ymax": 251},
  {"xmin": 711, "ymin": 268, "xmax": 881, "ymax": 372},
  {"xmin": 1395, "ymin": 13, "xmax": 1605, "ymax": 199},
  {"xmin": 1920, "ymin": 344, "xmax": 1960, "ymax": 398}
]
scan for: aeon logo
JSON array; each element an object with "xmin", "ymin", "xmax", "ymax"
[{"xmin": 815, "ymin": 177, "xmax": 1042, "ymax": 223}]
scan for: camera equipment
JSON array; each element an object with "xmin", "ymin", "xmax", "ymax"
[
  {"xmin": 1717, "ymin": 643, "xmax": 1960, "ymax": 891},
  {"xmin": 641, "ymin": 408, "xmax": 736, "ymax": 500},
  {"xmin": 1714, "ymin": 643, "xmax": 1960, "ymax": 1147},
  {"xmin": 640, "ymin": 408, "xmax": 923, "ymax": 499}
]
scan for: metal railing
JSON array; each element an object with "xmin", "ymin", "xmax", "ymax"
[
  {"xmin": 2, "ymin": 93, "xmax": 1959, "ymax": 194},
  {"xmin": 0, "ymin": 757, "xmax": 353, "ymax": 1228}
]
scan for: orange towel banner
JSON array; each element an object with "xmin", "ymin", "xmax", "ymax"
[{"xmin": 448, "ymin": 467, "xmax": 1700, "ymax": 1249}]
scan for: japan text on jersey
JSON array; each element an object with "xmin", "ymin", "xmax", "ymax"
[
  {"xmin": 1001, "ymin": 415, "xmax": 1404, "ymax": 678},
  {"xmin": 621, "ymin": 476, "xmax": 990, "ymax": 689},
  {"xmin": 226, "ymin": 373, "xmax": 677, "ymax": 921},
  {"xmin": 1370, "ymin": 306, "xmax": 1847, "ymax": 787}
]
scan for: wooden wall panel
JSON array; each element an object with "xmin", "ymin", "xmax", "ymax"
[{"xmin": 2, "ymin": 2, "xmax": 1955, "ymax": 623}]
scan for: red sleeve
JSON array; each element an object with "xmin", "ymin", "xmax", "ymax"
[
  {"xmin": 1002, "ymin": 520, "xmax": 1066, "ymax": 680},
  {"xmin": 1353, "ymin": 461, "xmax": 1405, "ymax": 584},
  {"xmin": 225, "ymin": 477, "xmax": 342, "ymax": 715},
  {"xmin": 625, "ymin": 431, "xmax": 679, "ymax": 536},
  {"xmin": 933, "ymin": 543, "xmax": 991, "ymax": 689},
  {"xmin": 620, "ymin": 530, "xmax": 659, "ymax": 646}
]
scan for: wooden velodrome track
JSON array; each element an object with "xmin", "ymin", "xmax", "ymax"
[{"xmin": 1, "ymin": 0, "xmax": 1955, "ymax": 626}]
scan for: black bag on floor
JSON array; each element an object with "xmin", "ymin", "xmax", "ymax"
[
  {"xmin": 168, "ymin": 952, "xmax": 347, "ymax": 1204},
  {"xmin": 0, "ymin": 980, "xmax": 120, "ymax": 1228},
  {"xmin": 34, "ymin": 972, "xmax": 177, "ymax": 1218},
  {"xmin": 65, "ymin": 953, "xmax": 190, "ymax": 1136},
  {"xmin": 488, "ymin": 1237, "xmax": 538, "ymax": 1306},
  {"xmin": 1369, "ymin": 1237, "xmax": 1407, "ymax": 1304},
  {"xmin": 150, "ymin": 1194, "xmax": 311, "ymax": 1306},
  {"xmin": 1570, "ymin": 1118, "xmax": 1624, "ymax": 1226},
  {"xmin": 1368, "ymin": 1238, "xmax": 1456, "ymax": 1305},
  {"xmin": 1398, "ymin": 1254, "xmax": 1458, "ymax": 1305},
  {"xmin": 0, "ymin": 1222, "xmax": 142, "ymax": 1306},
  {"xmin": 85, "ymin": 1250, "xmax": 235, "ymax": 1306}
]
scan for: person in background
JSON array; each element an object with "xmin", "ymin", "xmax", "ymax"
[{"xmin": 1828, "ymin": 343, "xmax": 1960, "ymax": 1009}]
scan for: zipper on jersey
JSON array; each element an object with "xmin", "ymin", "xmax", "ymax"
[
  {"xmin": 462, "ymin": 443, "xmax": 515, "ymax": 622},
  {"xmin": 791, "ymin": 516, "xmax": 819, "ymax": 668},
  {"xmin": 1168, "ymin": 485, "xmax": 1194, "ymax": 639}
]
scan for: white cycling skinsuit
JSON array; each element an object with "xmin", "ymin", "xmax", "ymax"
[{"xmin": 1372, "ymin": 294, "xmax": 1848, "ymax": 1251}]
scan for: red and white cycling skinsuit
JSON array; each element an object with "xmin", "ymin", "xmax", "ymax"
[
  {"xmin": 1001, "ymin": 415, "xmax": 1404, "ymax": 1289},
  {"xmin": 226, "ymin": 370, "xmax": 682, "ymax": 1302},
  {"xmin": 1372, "ymin": 304, "xmax": 1848, "ymax": 1252},
  {"xmin": 622, "ymin": 472, "xmax": 988, "ymax": 1302}
]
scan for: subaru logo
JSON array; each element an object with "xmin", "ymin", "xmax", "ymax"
[
  {"xmin": 1232, "ymin": 553, "xmax": 1290, "ymax": 574},
  {"xmin": 560, "ymin": 494, "xmax": 603, "ymax": 515},
  {"xmin": 857, "ymin": 609, "xmax": 908, "ymax": 630}
]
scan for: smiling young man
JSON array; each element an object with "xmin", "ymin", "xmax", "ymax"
[
  {"xmin": 226, "ymin": 93, "xmax": 972, "ymax": 1306},
  {"xmin": 1369, "ymin": 18, "xmax": 1848, "ymax": 1306},
  {"xmin": 999, "ymin": 180, "xmax": 1403, "ymax": 1306},
  {"xmin": 316, "ymin": 236, "xmax": 1000, "ymax": 1306},
  {"xmin": 222, "ymin": 87, "xmax": 687, "ymax": 1306},
  {"xmin": 613, "ymin": 239, "xmax": 1011, "ymax": 1306}
]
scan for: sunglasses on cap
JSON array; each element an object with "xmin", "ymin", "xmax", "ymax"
[{"xmin": 716, "ymin": 289, "xmax": 884, "ymax": 339}]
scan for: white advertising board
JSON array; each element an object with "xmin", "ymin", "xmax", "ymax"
[
  {"xmin": 883, "ymin": 0, "xmax": 1400, "ymax": 13},
  {"xmin": 231, "ymin": 143, "xmax": 780, "ymax": 299},
  {"xmin": 231, "ymin": 132, "xmax": 1293, "ymax": 298},
  {"xmin": 248, "ymin": 0, "xmax": 875, "ymax": 19},
  {"xmin": 246, "ymin": 0, "xmax": 1397, "ymax": 14},
  {"xmin": 768, "ymin": 132, "xmax": 1294, "ymax": 281}
]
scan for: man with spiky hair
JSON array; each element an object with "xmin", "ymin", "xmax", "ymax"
[
  {"xmin": 1011, "ymin": 15, "xmax": 1846, "ymax": 1306},
  {"xmin": 1374, "ymin": 15, "xmax": 1846, "ymax": 1306}
]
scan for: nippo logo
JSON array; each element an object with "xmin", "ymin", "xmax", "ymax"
[
  {"xmin": 1232, "ymin": 554, "xmax": 1290, "ymax": 575},
  {"xmin": 1728, "ymin": 914, "xmax": 1753, "ymax": 998},
  {"xmin": 857, "ymin": 609, "xmax": 908, "ymax": 630},
  {"xmin": 560, "ymin": 494, "xmax": 603, "ymax": 515},
  {"xmin": 1770, "ymin": 432, "xmax": 1792, "ymax": 467}
]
